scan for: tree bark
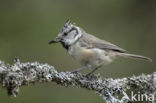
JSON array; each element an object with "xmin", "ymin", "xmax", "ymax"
[{"xmin": 0, "ymin": 59, "xmax": 155, "ymax": 103}]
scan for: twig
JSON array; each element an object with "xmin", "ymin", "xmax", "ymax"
[{"xmin": 0, "ymin": 59, "xmax": 155, "ymax": 103}]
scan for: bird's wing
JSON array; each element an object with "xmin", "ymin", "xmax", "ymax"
[{"xmin": 80, "ymin": 33, "xmax": 126, "ymax": 53}]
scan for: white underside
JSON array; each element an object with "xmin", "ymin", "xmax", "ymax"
[{"xmin": 68, "ymin": 42, "xmax": 116, "ymax": 68}]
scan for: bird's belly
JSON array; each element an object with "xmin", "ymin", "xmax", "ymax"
[{"xmin": 68, "ymin": 46, "xmax": 114, "ymax": 67}]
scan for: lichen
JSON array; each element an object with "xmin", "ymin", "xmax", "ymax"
[{"xmin": 0, "ymin": 59, "xmax": 155, "ymax": 103}]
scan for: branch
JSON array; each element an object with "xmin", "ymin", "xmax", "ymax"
[{"xmin": 0, "ymin": 59, "xmax": 155, "ymax": 103}]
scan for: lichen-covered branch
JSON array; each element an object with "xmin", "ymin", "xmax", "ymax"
[{"xmin": 0, "ymin": 59, "xmax": 155, "ymax": 103}]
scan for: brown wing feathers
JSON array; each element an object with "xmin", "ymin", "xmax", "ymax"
[{"xmin": 80, "ymin": 33, "xmax": 126, "ymax": 53}]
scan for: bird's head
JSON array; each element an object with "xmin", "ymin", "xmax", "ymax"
[{"xmin": 49, "ymin": 20, "xmax": 83, "ymax": 46}]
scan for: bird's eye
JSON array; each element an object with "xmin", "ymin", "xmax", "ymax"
[{"xmin": 64, "ymin": 33, "xmax": 68, "ymax": 36}]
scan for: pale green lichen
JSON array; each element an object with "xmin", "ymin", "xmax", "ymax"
[{"xmin": 0, "ymin": 59, "xmax": 155, "ymax": 103}]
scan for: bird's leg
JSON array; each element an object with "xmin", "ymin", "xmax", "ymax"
[
  {"xmin": 86, "ymin": 65, "xmax": 102, "ymax": 75},
  {"xmin": 72, "ymin": 65, "xmax": 91, "ymax": 73}
]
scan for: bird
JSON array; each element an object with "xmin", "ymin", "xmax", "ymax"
[{"xmin": 49, "ymin": 20, "xmax": 152, "ymax": 74}]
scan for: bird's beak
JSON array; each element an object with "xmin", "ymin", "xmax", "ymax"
[{"xmin": 48, "ymin": 36, "xmax": 61, "ymax": 44}]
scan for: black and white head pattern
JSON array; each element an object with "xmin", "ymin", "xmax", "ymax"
[{"xmin": 58, "ymin": 20, "xmax": 83, "ymax": 46}]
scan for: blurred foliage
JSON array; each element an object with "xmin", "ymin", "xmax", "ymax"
[{"xmin": 0, "ymin": 0, "xmax": 156, "ymax": 103}]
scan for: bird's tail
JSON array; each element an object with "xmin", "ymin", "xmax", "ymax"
[{"xmin": 117, "ymin": 53, "xmax": 152, "ymax": 62}]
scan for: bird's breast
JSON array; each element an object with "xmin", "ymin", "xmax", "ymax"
[
  {"xmin": 68, "ymin": 44, "xmax": 94, "ymax": 66},
  {"xmin": 68, "ymin": 43, "xmax": 114, "ymax": 67}
]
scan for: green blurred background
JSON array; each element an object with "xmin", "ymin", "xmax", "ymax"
[{"xmin": 0, "ymin": 0, "xmax": 156, "ymax": 103}]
